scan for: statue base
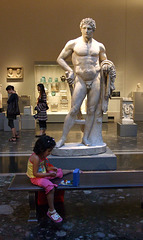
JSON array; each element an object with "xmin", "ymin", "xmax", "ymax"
[
  {"xmin": 122, "ymin": 119, "xmax": 134, "ymax": 124},
  {"xmin": 52, "ymin": 142, "xmax": 106, "ymax": 156},
  {"xmin": 49, "ymin": 147, "xmax": 117, "ymax": 171},
  {"xmin": 117, "ymin": 122, "xmax": 137, "ymax": 137}
]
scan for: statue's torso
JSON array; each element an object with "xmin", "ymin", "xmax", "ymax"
[{"xmin": 72, "ymin": 37, "xmax": 101, "ymax": 81}]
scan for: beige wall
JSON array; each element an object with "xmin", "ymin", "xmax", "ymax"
[{"xmin": 0, "ymin": 0, "xmax": 143, "ymax": 107}]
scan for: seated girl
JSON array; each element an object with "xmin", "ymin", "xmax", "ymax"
[{"xmin": 26, "ymin": 135, "xmax": 70, "ymax": 223}]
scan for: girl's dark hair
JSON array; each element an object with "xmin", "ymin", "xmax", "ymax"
[
  {"xmin": 33, "ymin": 135, "xmax": 56, "ymax": 155},
  {"xmin": 37, "ymin": 83, "xmax": 45, "ymax": 94}
]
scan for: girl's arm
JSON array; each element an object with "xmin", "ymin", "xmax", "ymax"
[
  {"xmin": 47, "ymin": 166, "xmax": 58, "ymax": 172},
  {"xmin": 33, "ymin": 155, "xmax": 56, "ymax": 178},
  {"xmin": 45, "ymin": 159, "xmax": 58, "ymax": 172}
]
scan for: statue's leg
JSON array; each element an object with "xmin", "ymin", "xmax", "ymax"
[
  {"xmin": 88, "ymin": 101, "xmax": 104, "ymax": 146},
  {"xmin": 56, "ymin": 79, "xmax": 87, "ymax": 148},
  {"xmin": 82, "ymin": 74, "xmax": 101, "ymax": 146}
]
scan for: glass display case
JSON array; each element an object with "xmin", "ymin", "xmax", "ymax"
[
  {"xmin": 34, "ymin": 63, "xmax": 71, "ymax": 113},
  {"xmin": 34, "ymin": 63, "xmax": 87, "ymax": 117}
]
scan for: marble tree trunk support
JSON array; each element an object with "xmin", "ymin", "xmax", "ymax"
[{"xmin": 88, "ymin": 60, "xmax": 116, "ymax": 145}]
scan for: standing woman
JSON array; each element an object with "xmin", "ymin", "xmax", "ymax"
[
  {"xmin": 6, "ymin": 85, "xmax": 20, "ymax": 142},
  {"xmin": 35, "ymin": 83, "xmax": 48, "ymax": 137}
]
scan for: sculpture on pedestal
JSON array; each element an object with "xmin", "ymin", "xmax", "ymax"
[
  {"xmin": 135, "ymin": 82, "xmax": 142, "ymax": 92},
  {"xmin": 121, "ymin": 98, "xmax": 134, "ymax": 124},
  {"xmin": 56, "ymin": 18, "xmax": 116, "ymax": 149}
]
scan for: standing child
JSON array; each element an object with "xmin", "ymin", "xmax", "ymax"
[
  {"xmin": 26, "ymin": 135, "xmax": 63, "ymax": 223},
  {"xmin": 35, "ymin": 83, "xmax": 48, "ymax": 137}
]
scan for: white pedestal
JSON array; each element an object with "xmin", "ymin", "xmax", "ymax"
[
  {"xmin": 108, "ymin": 97, "xmax": 121, "ymax": 122},
  {"xmin": 133, "ymin": 92, "xmax": 143, "ymax": 121},
  {"xmin": 50, "ymin": 147, "xmax": 117, "ymax": 171},
  {"xmin": 102, "ymin": 113, "xmax": 108, "ymax": 122},
  {"xmin": 24, "ymin": 106, "xmax": 33, "ymax": 115},
  {"xmin": 21, "ymin": 115, "xmax": 36, "ymax": 129},
  {"xmin": 4, "ymin": 116, "xmax": 21, "ymax": 131},
  {"xmin": 47, "ymin": 112, "xmax": 108, "ymax": 123}
]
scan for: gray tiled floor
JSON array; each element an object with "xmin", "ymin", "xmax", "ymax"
[
  {"xmin": 0, "ymin": 121, "xmax": 143, "ymax": 155},
  {"xmin": 0, "ymin": 122, "xmax": 143, "ymax": 153},
  {"xmin": 0, "ymin": 121, "xmax": 143, "ymax": 173},
  {"xmin": 1, "ymin": 122, "xmax": 143, "ymax": 239}
]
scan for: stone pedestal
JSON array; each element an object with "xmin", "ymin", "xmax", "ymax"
[
  {"xmin": 117, "ymin": 122, "xmax": 137, "ymax": 137},
  {"xmin": 21, "ymin": 115, "xmax": 36, "ymax": 129},
  {"xmin": 4, "ymin": 116, "xmax": 21, "ymax": 131},
  {"xmin": 52, "ymin": 142, "xmax": 106, "ymax": 156},
  {"xmin": 102, "ymin": 112, "xmax": 108, "ymax": 122},
  {"xmin": 24, "ymin": 106, "xmax": 33, "ymax": 115},
  {"xmin": 50, "ymin": 147, "xmax": 117, "ymax": 171}
]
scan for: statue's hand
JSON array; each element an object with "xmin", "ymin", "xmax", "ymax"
[
  {"xmin": 102, "ymin": 64, "xmax": 109, "ymax": 75},
  {"xmin": 65, "ymin": 71, "xmax": 74, "ymax": 85}
]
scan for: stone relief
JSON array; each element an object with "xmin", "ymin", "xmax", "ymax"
[
  {"xmin": 121, "ymin": 98, "xmax": 134, "ymax": 124},
  {"xmin": 7, "ymin": 67, "xmax": 23, "ymax": 80}
]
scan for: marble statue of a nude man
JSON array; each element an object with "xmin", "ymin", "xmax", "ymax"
[{"xmin": 56, "ymin": 18, "xmax": 114, "ymax": 148}]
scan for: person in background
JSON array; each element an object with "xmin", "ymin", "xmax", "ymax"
[
  {"xmin": 35, "ymin": 83, "xmax": 48, "ymax": 137},
  {"xmin": 6, "ymin": 85, "xmax": 20, "ymax": 142}
]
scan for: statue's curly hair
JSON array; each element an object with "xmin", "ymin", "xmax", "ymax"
[{"xmin": 80, "ymin": 18, "xmax": 96, "ymax": 31}]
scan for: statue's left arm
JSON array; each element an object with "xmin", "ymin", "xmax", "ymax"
[
  {"xmin": 99, "ymin": 43, "xmax": 116, "ymax": 112},
  {"xmin": 99, "ymin": 43, "xmax": 107, "ymax": 62}
]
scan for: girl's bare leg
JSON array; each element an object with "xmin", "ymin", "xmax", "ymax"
[{"xmin": 46, "ymin": 188, "xmax": 55, "ymax": 212}]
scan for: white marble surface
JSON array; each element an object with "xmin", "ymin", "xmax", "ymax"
[{"xmin": 52, "ymin": 142, "xmax": 106, "ymax": 156}]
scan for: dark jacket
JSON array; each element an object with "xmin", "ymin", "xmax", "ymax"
[{"xmin": 7, "ymin": 93, "xmax": 20, "ymax": 119}]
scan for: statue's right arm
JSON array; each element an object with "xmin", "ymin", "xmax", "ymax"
[{"xmin": 57, "ymin": 40, "xmax": 75, "ymax": 74}]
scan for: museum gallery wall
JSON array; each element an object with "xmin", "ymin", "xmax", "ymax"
[{"xmin": 0, "ymin": 0, "xmax": 143, "ymax": 116}]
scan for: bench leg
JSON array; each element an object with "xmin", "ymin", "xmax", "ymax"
[{"xmin": 28, "ymin": 191, "xmax": 38, "ymax": 222}]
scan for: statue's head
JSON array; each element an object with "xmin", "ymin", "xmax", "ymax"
[{"xmin": 80, "ymin": 18, "xmax": 96, "ymax": 32}]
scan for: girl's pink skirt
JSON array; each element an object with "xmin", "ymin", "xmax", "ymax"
[{"xmin": 30, "ymin": 168, "xmax": 63, "ymax": 194}]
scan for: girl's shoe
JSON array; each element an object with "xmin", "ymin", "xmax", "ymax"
[{"xmin": 47, "ymin": 209, "xmax": 63, "ymax": 223}]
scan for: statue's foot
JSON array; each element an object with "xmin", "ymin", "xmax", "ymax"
[
  {"xmin": 56, "ymin": 138, "xmax": 66, "ymax": 148},
  {"xmin": 82, "ymin": 138, "xmax": 91, "ymax": 146}
]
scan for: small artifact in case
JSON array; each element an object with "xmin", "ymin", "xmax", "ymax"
[{"xmin": 51, "ymin": 103, "xmax": 58, "ymax": 112}]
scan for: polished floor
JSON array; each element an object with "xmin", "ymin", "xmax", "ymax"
[
  {"xmin": 1, "ymin": 122, "xmax": 143, "ymax": 240},
  {"xmin": 1, "ymin": 121, "xmax": 143, "ymax": 155},
  {"xmin": 0, "ymin": 121, "xmax": 143, "ymax": 173}
]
